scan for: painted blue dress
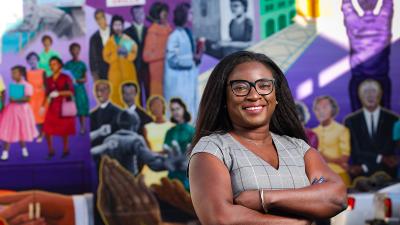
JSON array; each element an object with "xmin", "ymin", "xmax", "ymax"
[{"xmin": 163, "ymin": 27, "xmax": 199, "ymax": 118}]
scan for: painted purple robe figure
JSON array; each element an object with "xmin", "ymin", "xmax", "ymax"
[{"xmin": 342, "ymin": 0, "xmax": 393, "ymax": 111}]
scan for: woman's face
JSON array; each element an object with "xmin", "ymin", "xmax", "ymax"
[
  {"xmin": 112, "ymin": 20, "xmax": 124, "ymax": 35},
  {"xmin": 43, "ymin": 38, "xmax": 52, "ymax": 49},
  {"xmin": 226, "ymin": 61, "xmax": 277, "ymax": 130},
  {"xmin": 150, "ymin": 98, "xmax": 164, "ymax": 117},
  {"xmin": 170, "ymin": 102, "xmax": 185, "ymax": 123},
  {"xmin": 49, "ymin": 60, "xmax": 62, "ymax": 74},
  {"xmin": 187, "ymin": 8, "xmax": 193, "ymax": 24},
  {"xmin": 160, "ymin": 9, "xmax": 168, "ymax": 23},
  {"xmin": 71, "ymin": 46, "xmax": 80, "ymax": 58},
  {"xmin": 314, "ymin": 98, "xmax": 333, "ymax": 123},
  {"xmin": 11, "ymin": 69, "xmax": 22, "ymax": 82},
  {"xmin": 27, "ymin": 55, "xmax": 39, "ymax": 68},
  {"xmin": 230, "ymin": 1, "xmax": 245, "ymax": 16}
]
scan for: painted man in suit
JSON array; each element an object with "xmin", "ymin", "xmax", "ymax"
[
  {"xmin": 89, "ymin": 9, "xmax": 110, "ymax": 80},
  {"xmin": 345, "ymin": 79, "xmax": 399, "ymax": 178},
  {"xmin": 121, "ymin": 82, "xmax": 153, "ymax": 136},
  {"xmin": 90, "ymin": 80, "xmax": 122, "ymax": 148},
  {"xmin": 125, "ymin": 5, "xmax": 150, "ymax": 107}
]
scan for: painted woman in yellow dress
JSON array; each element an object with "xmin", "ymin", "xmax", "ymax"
[
  {"xmin": 312, "ymin": 96, "xmax": 351, "ymax": 186},
  {"xmin": 103, "ymin": 15, "xmax": 139, "ymax": 108},
  {"xmin": 142, "ymin": 96, "xmax": 174, "ymax": 185}
]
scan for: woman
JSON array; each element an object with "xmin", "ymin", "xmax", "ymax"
[
  {"xmin": 26, "ymin": 52, "xmax": 47, "ymax": 142},
  {"xmin": 164, "ymin": 3, "xmax": 199, "ymax": 118},
  {"xmin": 0, "ymin": 66, "xmax": 38, "ymax": 160},
  {"xmin": 64, "ymin": 43, "xmax": 89, "ymax": 134},
  {"xmin": 38, "ymin": 35, "xmax": 61, "ymax": 77},
  {"xmin": 189, "ymin": 51, "xmax": 346, "ymax": 224},
  {"xmin": 143, "ymin": 2, "xmax": 172, "ymax": 96},
  {"xmin": 142, "ymin": 95, "xmax": 174, "ymax": 185},
  {"xmin": 164, "ymin": 98, "xmax": 194, "ymax": 191},
  {"xmin": 312, "ymin": 96, "xmax": 351, "ymax": 186},
  {"xmin": 43, "ymin": 57, "xmax": 76, "ymax": 158},
  {"xmin": 103, "ymin": 15, "xmax": 139, "ymax": 108}
]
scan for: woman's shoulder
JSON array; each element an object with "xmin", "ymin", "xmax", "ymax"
[
  {"xmin": 149, "ymin": 23, "xmax": 172, "ymax": 34},
  {"xmin": 271, "ymin": 132, "xmax": 309, "ymax": 150},
  {"xmin": 332, "ymin": 120, "xmax": 348, "ymax": 132},
  {"xmin": 196, "ymin": 132, "xmax": 231, "ymax": 148}
]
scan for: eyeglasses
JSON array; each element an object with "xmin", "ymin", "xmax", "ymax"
[{"xmin": 229, "ymin": 79, "xmax": 275, "ymax": 97}]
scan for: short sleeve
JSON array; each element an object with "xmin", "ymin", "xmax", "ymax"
[
  {"xmin": 296, "ymin": 138, "xmax": 311, "ymax": 157},
  {"xmin": 189, "ymin": 136, "xmax": 232, "ymax": 170}
]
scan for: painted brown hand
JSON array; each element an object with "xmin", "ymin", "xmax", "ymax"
[
  {"xmin": 151, "ymin": 178, "xmax": 196, "ymax": 217},
  {"xmin": 0, "ymin": 191, "xmax": 74, "ymax": 225},
  {"xmin": 97, "ymin": 156, "xmax": 162, "ymax": 225}
]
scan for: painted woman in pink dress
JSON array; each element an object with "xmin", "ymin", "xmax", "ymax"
[{"xmin": 0, "ymin": 66, "xmax": 38, "ymax": 160}]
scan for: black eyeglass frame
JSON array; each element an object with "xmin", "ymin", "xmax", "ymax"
[{"xmin": 228, "ymin": 78, "xmax": 275, "ymax": 97}]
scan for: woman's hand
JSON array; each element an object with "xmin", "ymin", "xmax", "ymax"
[
  {"xmin": 48, "ymin": 91, "xmax": 59, "ymax": 99},
  {"xmin": 39, "ymin": 107, "xmax": 46, "ymax": 116},
  {"xmin": 234, "ymin": 190, "xmax": 262, "ymax": 212},
  {"xmin": 117, "ymin": 46, "xmax": 128, "ymax": 57}
]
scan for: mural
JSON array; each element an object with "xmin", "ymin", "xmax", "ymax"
[{"xmin": 0, "ymin": 0, "xmax": 399, "ymax": 224}]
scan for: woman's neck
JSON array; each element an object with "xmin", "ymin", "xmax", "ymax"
[
  {"xmin": 235, "ymin": 14, "xmax": 245, "ymax": 21},
  {"xmin": 231, "ymin": 124, "xmax": 271, "ymax": 142},
  {"xmin": 53, "ymin": 71, "xmax": 61, "ymax": 79},
  {"xmin": 321, "ymin": 118, "xmax": 333, "ymax": 127},
  {"xmin": 155, "ymin": 116, "xmax": 165, "ymax": 123}
]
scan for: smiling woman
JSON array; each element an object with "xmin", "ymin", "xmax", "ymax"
[{"xmin": 188, "ymin": 51, "xmax": 347, "ymax": 225}]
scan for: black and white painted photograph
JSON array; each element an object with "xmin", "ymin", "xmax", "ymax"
[
  {"xmin": 193, "ymin": 0, "xmax": 255, "ymax": 59},
  {"xmin": 12, "ymin": 0, "xmax": 86, "ymax": 39}
]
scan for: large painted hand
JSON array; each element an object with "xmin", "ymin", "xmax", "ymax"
[
  {"xmin": 151, "ymin": 178, "xmax": 196, "ymax": 217},
  {"xmin": 97, "ymin": 156, "xmax": 162, "ymax": 225}
]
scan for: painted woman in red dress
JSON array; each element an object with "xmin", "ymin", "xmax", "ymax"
[{"xmin": 42, "ymin": 57, "xmax": 76, "ymax": 159}]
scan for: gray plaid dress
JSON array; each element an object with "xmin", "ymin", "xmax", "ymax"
[{"xmin": 190, "ymin": 132, "xmax": 311, "ymax": 197}]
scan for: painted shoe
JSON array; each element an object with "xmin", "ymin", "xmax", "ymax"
[
  {"xmin": 22, "ymin": 148, "xmax": 29, "ymax": 157},
  {"xmin": 1, "ymin": 151, "xmax": 9, "ymax": 161}
]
